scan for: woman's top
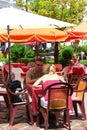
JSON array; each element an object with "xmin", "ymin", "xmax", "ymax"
[{"xmin": 33, "ymin": 73, "xmax": 65, "ymax": 87}]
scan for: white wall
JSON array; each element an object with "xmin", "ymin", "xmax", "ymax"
[{"xmin": 0, "ymin": 0, "xmax": 32, "ymax": 8}]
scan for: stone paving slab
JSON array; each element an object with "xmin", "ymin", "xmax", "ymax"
[{"xmin": 0, "ymin": 100, "xmax": 87, "ymax": 130}]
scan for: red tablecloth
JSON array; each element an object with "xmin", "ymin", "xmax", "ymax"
[
  {"xmin": 25, "ymin": 84, "xmax": 42, "ymax": 115},
  {"xmin": 68, "ymin": 65, "xmax": 86, "ymax": 75}
]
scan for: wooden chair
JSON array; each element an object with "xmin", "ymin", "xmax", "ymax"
[
  {"xmin": 21, "ymin": 72, "xmax": 26, "ymax": 78},
  {"xmin": 0, "ymin": 66, "xmax": 6, "ymax": 87},
  {"xmin": 6, "ymin": 85, "xmax": 34, "ymax": 125},
  {"xmin": 0, "ymin": 67, "xmax": 8, "ymax": 107},
  {"xmin": 54, "ymin": 64, "xmax": 62, "ymax": 72},
  {"xmin": 11, "ymin": 63, "xmax": 25, "ymax": 68},
  {"xmin": 21, "ymin": 66, "xmax": 29, "ymax": 72},
  {"xmin": 69, "ymin": 66, "xmax": 85, "ymax": 84},
  {"xmin": 37, "ymin": 82, "xmax": 73, "ymax": 130},
  {"xmin": 72, "ymin": 76, "xmax": 87, "ymax": 120}
]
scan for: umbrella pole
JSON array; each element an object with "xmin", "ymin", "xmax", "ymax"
[
  {"xmin": 36, "ymin": 42, "xmax": 39, "ymax": 58},
  {"xmin": 54, "ymin": 42, "xmax": 59, "ymax": 64},
  {"xmin": 7, "ymin": 25, "xmax": 11, "ymax": 82}
]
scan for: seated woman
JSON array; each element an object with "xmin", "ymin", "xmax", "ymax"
[
  {"xmin": 70, "ymin": 54, "xmax": 80, "ymax": 66},
  {"xmin": 33, "ymin": 64, "xmax": 65, "ymax": 125},
  {"xmin": 33, "ymin": 64, "xmax": 65, "ymax": 87},
  {"xmin": 33, "ymin": 64, "xmax": 65, "ymax": 107},
  {"xmin": 33, "ymin": 64, "xmax": 65, "ymax": 105}
]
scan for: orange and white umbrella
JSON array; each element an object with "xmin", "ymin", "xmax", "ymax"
[
  {"xmin": 0, "ymin": 7, "xmax": 73, "ymax": 79},
  {"xmin": 67, "ymin": 22, "xmax": 87, "ymax": 40},
  {"xmin": 0, "ymin": 28, "xmax": 68, "ymax": 43}
]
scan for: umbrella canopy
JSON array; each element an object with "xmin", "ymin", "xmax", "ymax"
[
  {"xmin": 0, "ymin": 7, "xmax": 74, "ymax": 79},
  {"xmin": 67, "ymin": 22, "xmax": 87, "ymax": 40},
  {"xmin": 0, "ymin": 7, "xmax": 74, "ymax": 29},
  {"xmin": 0, "ymin": 28, "xmax": 68, "ymax": 43}
]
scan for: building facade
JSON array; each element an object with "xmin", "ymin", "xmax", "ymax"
[{"xmin": 0, "ymin": 0, "xmax": 32, "ymax": 8}]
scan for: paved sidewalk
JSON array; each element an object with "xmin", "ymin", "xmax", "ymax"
[{"xmin": 0, "ymin": 96, "xmax": 87, "ymax": 130}]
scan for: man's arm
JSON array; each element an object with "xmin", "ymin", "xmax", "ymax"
[
  {"xmin": 25, "ymin": 69, "xmax": 38, "ymax": 84},
  {"xmin": 25, "ymin": 77, "xmax": 37, "ymax": 84},
  {"xmin": 33, "ymin": 77, "xmax": 42, "ymax": 86}
]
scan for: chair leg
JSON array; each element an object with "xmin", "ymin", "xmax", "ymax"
[
  {"xmin": 3, "ymin": 95, "xmax": 9, "ymax": 108},
  {"xmin": 40, "ymin": 108, "xmax": 48, "ymax": 130},
  {"xmin": 45, "ymin": 111, "xmax": 48, "ymax": 130},
  {"xmin": 27, "ymin": 102, "xmax": 34, "ymax": 125},
  {"xmin": 54, "ymin": 111, "xmax": 61, "ymax": 125},
  {"xmin": 72, "ymin": 101, "xmax": 79, "ymax": 117},
  {"xmin": 9, "ymin": 106, "xmax": 17, "ymax": 125},
  {"xmin": 25, "ymin": 91, "xmax": 34, "ymax": 125},
  {"xmin": 78, "ymin": 102, "xmax": 86, "ymax": 120},
  {"xmin": 36, "ymin": 112, "xmax": 39, "ymax": 126},
  {"xmin": 36, "ymin": 110, "xmax": 44, "ymax": 126},
  {"xmin": 65, "ymin": 109, "xmax": 71, "ymax": 130}
]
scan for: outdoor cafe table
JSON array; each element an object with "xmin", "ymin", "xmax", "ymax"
[
  {"xmin": 25, "ymin": 81, "xmax": 73, "ymax": 115},
  {"xmin": 25, "ymin": 84, "xmax": 42, "ymax": 115},
  {"xmin": 68, "ymin": 65, "xmax": 87, "ymax": 82},
  {"xmin": 68, "ymin": 65, "xmax": 86, "ymax": 75}
]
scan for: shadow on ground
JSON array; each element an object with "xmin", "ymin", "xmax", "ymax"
[{"xmin": 0, "ymin": 101, "xmax": 87, "ymax": 130}]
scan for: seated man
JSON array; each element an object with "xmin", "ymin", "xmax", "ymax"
[
  {"xmin": 25, "ymin": 58, "xmax": 44, "ymax": 116},
  {"xmin": 25, "ymin": 58, "xmax": 44, "ymax": 84}
]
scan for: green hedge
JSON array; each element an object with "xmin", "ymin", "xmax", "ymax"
[
  {"xmin": 80, "ymin": 60, "xmax": 87, "ymax": 66},
  {"xmin": 18, "ymin": 57, "xmax": 35, "ymax": 65}
]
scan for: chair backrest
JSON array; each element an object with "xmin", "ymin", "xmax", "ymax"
[
  {"xmin": 0, "ymin": 69, "xmax": 4, "ymax": 83},
  {"xmin": 21, "ymin": 72, "xmax": 26, "ymax": 78},
  {"xmin": 42, "ymin": 80, "xmax": 59, "ymax": 101},
  {"xmin": 5, "ymin": 87, "xmax": 12, "ymax": 105},
  {"xmin": 54, "ymin": 64, "xmax": 62, "ymax": 72},
  {"xmin": 78, "ymin": 67, "xmax": 85, "ymax": 76},
  {"xmin": 43, "ymin": 82, "xmax": 73, "ymax": 110},
  {"xmin": 12, "ymin": 68, "xmax": 23, "ymax": 82},
  {"xmin": 0, "ymin": 67, "xmax": 7, "ymax": 96},
  {"xmin": 0, "ymin": 67, "xmax": 6, "ymax": 85},
  {"xmin": 11, "ymin": 63, "xmax": 25, "ymax": 68},
  {"xmin": 21, "ymin": 66, "xmax": 30, "ymax": 72},
  {"xmin": 76, "ymin": 77, "xmax": 87, "ymax": 100},
  {"xmin": 72, "ymin": 66, "xmax": 85, "ymax": 76},
  {"xmin": 7, "ymin": 80, "xmax": 26, "ymax": 104},
  {"xmin": 49, "ymin": 87, "xmax": 68, "ymax": 109},
  {"xmin": 72, "ymin": 66, "xmax": 79, "ymax": 75}
]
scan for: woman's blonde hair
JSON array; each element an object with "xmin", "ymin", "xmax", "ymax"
[
  {"xmin": 49, "ymin": 64, "xmax": 56, "ymax": 74},
  {"xmin": 43, "ymin": 64, "xmax": 56, "ymax": 74}
]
